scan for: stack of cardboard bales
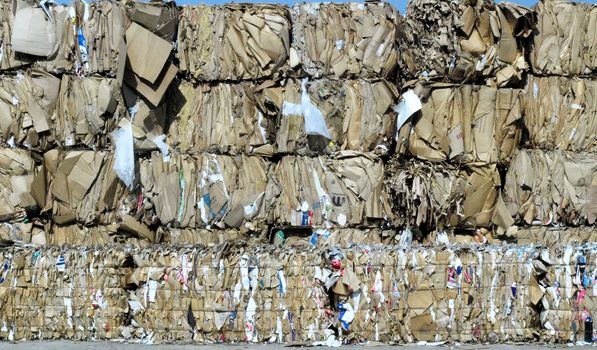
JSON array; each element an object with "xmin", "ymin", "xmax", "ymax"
[
  {"xmin": 388, "ymin": 0, "xmax": 534, "ymax": 231},
  {"xmin": 503, "ymin": 0, "xmax": 597, "ymax": 229},
  {"xmin": 0, "ymin": 0, "xmax": 595, "ymax": 345}
]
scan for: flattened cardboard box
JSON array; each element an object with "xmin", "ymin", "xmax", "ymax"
[
  {"xmin": 522, "ymin": 76, "xmax": 597, "ymax": 153},
  {"xmin": 291, "ymin": 2, "xmax": 399, "ymax": 79},
  {"xmin": 0, "ymin": 244, "xmax": 593, "ymax": 343},
  {"xmin": 396, "ymin": 83, "xmax": 523, "ymax": 164},
  {"xmin": 531, "ymin": 0, "xmax": 597, "ymax": 77},
  {"xmin": 177, "ymin": 4, "xmax": 290, "ymax": 81},
  {"xmin": 503, "ymin": 149, "xmax": 597, "ymax": 226},
  {"xmin": 400, "ymin": 0, "xmax": 533, "ymax": 86},
  {"xmin": 385, "ymin": 158, "xmax": 500, "ymax": 229}
]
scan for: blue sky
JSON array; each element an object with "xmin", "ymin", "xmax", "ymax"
[{"xmin": 174, "ymin": 0, "xmax": 595, "ymax": 14}]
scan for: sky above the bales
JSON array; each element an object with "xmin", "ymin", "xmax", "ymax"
[{"xmin": 174, "ymin": 0, "xmax": 596, "ymax": 15}]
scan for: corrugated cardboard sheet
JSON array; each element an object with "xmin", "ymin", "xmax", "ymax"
[
  {"xmin": 0, "ymin": 243, "xmax": 594, "ymax": 343},
  {"xmin": 139, "ymin": 152, "xmax": 270, "ymax": 230},
  {"xmin": 522, "ymin": 76, "xmax": 597, "ymax": 152},
  {"xmin": 503, "ymin": 149, "xmax": 597, "ymax": 226},
  {"xmin": 397, "ymin": 83, "xmax": 523, "ymax": 164},
  {"xmin": 531, "ymin": 0, "xmax": 596, "ymax": 77},
  {"xmin": 385, "ymin": 158, "xmax": 500, "ymax": 228},
  {"xmin": 291, "ymin": 2, "xmax": 399, "ymax": 79},
  {"xmin": 401, "ymin": 0, "xmax": 533, "ymax": 86},
  {"xmin": 267, "ymin": 151, "xmax": 391, "ymax": 227},
  {"xmin": 177, "ymin": 4, "xmax": 290, "ymax": 81}
]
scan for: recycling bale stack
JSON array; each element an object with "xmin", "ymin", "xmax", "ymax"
[
  {"xmin": 502, "ymin": 0, "xmax": 597, "ymax": 230},
  {"xmin": 387, "ymin": 0, "xmax": 534, "ymax": 233},
  {"xmin": 0, "ymin": 0, "xmax": 595, "ymax": 345}
]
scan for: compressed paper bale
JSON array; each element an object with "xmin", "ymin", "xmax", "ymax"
[
  {"xmin": 40, "ymin": 150, "xmax": 137, "ymax": 226},
  {"xmin": 73, "ymin": 0, "xmax": 129, "ymax": 76},
  {"xmin": 267, "ymin": 151, "xmax": 391, "ymax": 228},
  {"xmin": 167, "ymin": 80, "xmax": 276, "ymax": 156},
  {"xmin": 271, "ymin": 78, "xmax": 398, "ymax": 155},
  {"xmin": 522, "ymin": 76, "xmax": 597, "ymax": 152},
  {"xmin": 400, "ymin": 0, "xmax": 533, "ymax": 86},
  {"xmin": 397, "ymin": 83, "xmax": 523, "ymax": 164},
  {"xmin": 0, "ymin": 71, "xmax": 60, "ymax": 150},
  {"xmin": 56, "ymin": 75, "xmax": 126, "ymax": 148},
  {"xmin": 503, "ymin": 149, "xmax": 597, "ymax": 226},
  {"xmin": 139, "ymin": 152, "xmax": 270, "ymax": 230},
  {"xmin": 385, "ymin": 158, "xmax": 500, "ymax": 228},
  {"xmin": 531, "ymin": 0, "xmax": 597, "ymax": 77},
  {"xmin": 291, "ymin": 2, "xmax": 399, "ymax": 79},
  {"xmin": 177, "ymin": 4, "xmax": 290, "ymax": 81},
  {"xmin": 0, "ymin": 243, "xmax": 592, "ymax": 343},
  {"xmin": 0, "ymin": 148, "xmax": 37, "ymax": 223}
]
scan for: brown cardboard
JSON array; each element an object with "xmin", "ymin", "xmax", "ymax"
[
  {"xmin": 291, "ymin": 2, "xmax": 399, "ymax": 79},
  {"xmin": 126, "ymin": 22, "xmax": 172, "ymax": 84},
  {"xmin": 11, "ymin": 6, "xmax": 56, "ymax": 57},
  {"xmin": 503, "ymin": 149, "xmax": 597, "ymax": 226},
  {"xmin": 522, "ymin": 76, "xmax": 597, "ymax": 153},
  {"xmin": 127, "ymin": 2, "xmax": 179, "ymax": 42},
  {"xmin": 125, "ymin": 63, "xmax": 177, "ymax": 107},
  {"xmin": 177, "ymin": 4, "xmax": 290, "ymax": 81}
]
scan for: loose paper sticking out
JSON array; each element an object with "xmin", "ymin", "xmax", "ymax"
[
  {"xmin": 111, "ymin": 120, "xmax": 135, "ymax": 189},
  {"xmin": 282, "ymin": 78, "xmax": 332, "ymax": 139},
  {"xmin": 394, "ymin": 89, "xmax": 422, "ymax": 137}
]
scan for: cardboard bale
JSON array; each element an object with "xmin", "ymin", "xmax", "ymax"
[
  {"xmin": 0, "ymin": 71, "xmax": 60, "ymax": 150},
  {"xmin": 401, "ymin": 0, "xmax": 533, "ymax": 86},
  {"xmin": 385, "ymin": 158, "xmax": 500, "ymax": 228},
  {"xmin": 73, "ymin": 0, "xmax": 129, "ymax": 76},
  {"xmin": 139, "ymin": 152, "xmax": 270, "ymax": 230},
  {"xmin": 177, "ymin": 4, "xmax": 290, "ymax": 81},
  {"xmin": 267, "ymin": 151, "xmax": 391, "ymax": 228},
  {"xmin": 290, "ymin": 2, "xmax": 399, "ymax": 79},
  {"xmin": 56, "ymin": 75, "xmax": 126, "ymax": 148},
  {"xmin": 39, "ymin": 150, "xmax": 137, "ymax": 226},
  {"xmin": 397, "ymin": 83, "xmax": 523, "ymax": 164},
  {"xmin": 503, "ymin": 149, "xmax": 597, "ymax": 226},
  {"xmin": 531, "ymin": 0, "xmax": 596, "ymax": 77},
  {"xmin": 272, "ymin": 78, "xmax": 398, "ymax": 155},
  {"xmin": 167, "ymin": 80, "xmax": 276, "ymax": 156},
  {"xmin": 2, "ymin": 243, "xmax": 590, "ymax": 343},
  {"xmin": 522, "ymin": 76, "xmax": 597, "ymax": 152},
  {"xmin": 0, "ymin": 148, "xmax": 36, "ymax": 223}
]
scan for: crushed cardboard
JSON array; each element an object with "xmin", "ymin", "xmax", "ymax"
[
  {"xmin": 531, "ymin": 0, "xmax": 596, "ymax": 77},
  {"xmin": 177, "ymin": 4, "xmax": 290, "ymax": 81},
  {"xmin": 400, "ymin": 0, "xmax": 533, "ymax": 86},
  {"xmin": 503, "ymin": 149, "xmax": 597, "ymax": 226},
  {"xmin": 522, "ymin": 76, "xmax": 597, "ymax": 153},
  {"xmin": 397, "ymin": 83, "xmax": 523, "ymax": 164},
  {"xmin": 0, "ymin": 243, "xmax": 593, "ymax": 343},
  {"xmin": 291, "ymin": 2, "xmax": 399, "ymax": 79}
]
